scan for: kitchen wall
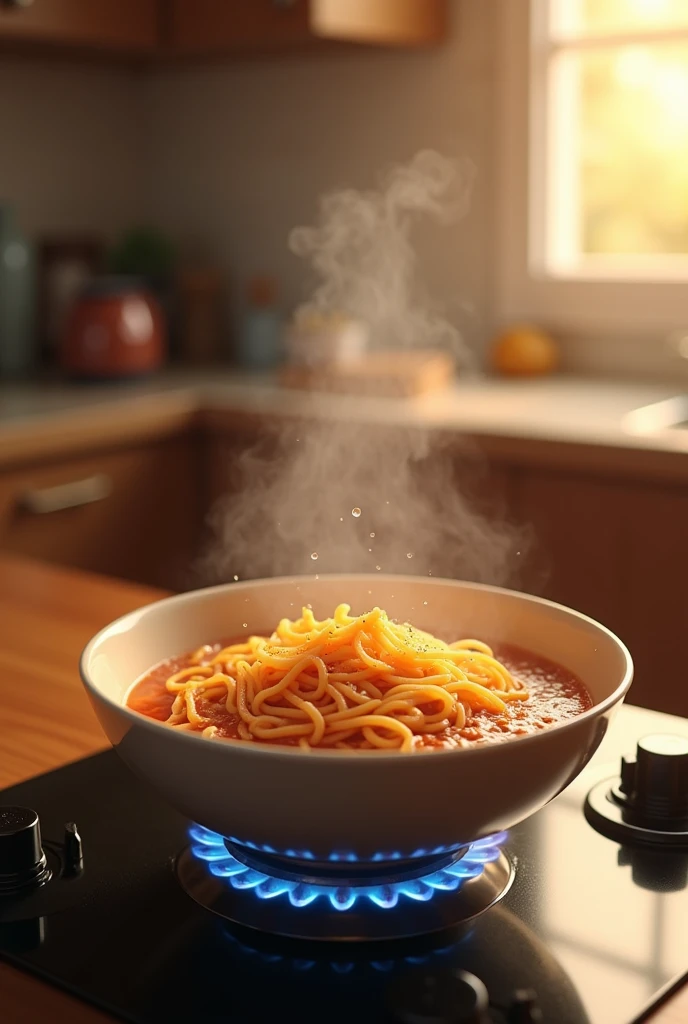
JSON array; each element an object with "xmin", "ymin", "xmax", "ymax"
[
  {"xmin": 0, "ymin": 58, "xmax": 146, "ymax": 240},
  {"xmin": 0, "ymin": 5, "xmax": 498, "ymax": 361},
  {"xmin": 143, "ymin": 2, "xmax": 496, "ymax": 358}
]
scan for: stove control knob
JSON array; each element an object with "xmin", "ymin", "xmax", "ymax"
[
  {"xmin": 386, "ymin": 968, "xmax": 490, "ymax": 1024},
  {"xmin": 509, "ymin": 989, "xmax": 543, "ymax": 1022},
  {"xmin": 621, "ymin": 734, "xmax": 688, "ymax": 825},
  {"xmin": 0, "ymin": 806, "xmax": 51, "ymax": 894}
]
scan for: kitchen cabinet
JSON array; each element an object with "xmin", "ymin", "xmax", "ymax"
[
  {"xmin": 0, "ymin": 0, "xmax": 160, "ymax": 53},
  {"xmin": 0, "ymin": 0, "xmax": 446, "ymax": 58},
  {"xmin": 512, "ymin": 468, "xmax": 688, "ymax": 719},
  {"xmin": 0, "ymin": 437, "xmax": 200, "ymax": 590},
  {"xmin": 163, "ymin": 0, "xmax": 447, "ymax": 56},
  {"xmin": 620, "ymin": 483, "xmax": 688, "ymax": 719},
  {"xmin": 167, "ymin": 0, "xmax": 314, "ymax": 56},
  {"xmin": 512, "ymin": 471, "xmax": 628, "ymax": 637}
]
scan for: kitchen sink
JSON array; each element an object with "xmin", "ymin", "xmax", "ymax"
[{"xmin": 623, "ymin": 395, "xmax": 688, "ymax": 435}]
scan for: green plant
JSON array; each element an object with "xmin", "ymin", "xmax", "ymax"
[{"xmin": 108, "ymin": 227, "xmax": 176, "ymax": 278}]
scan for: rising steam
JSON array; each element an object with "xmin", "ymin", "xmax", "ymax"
[
  {"xmin": 289, "ymin": 149, "xmax": 475, "ymax": 358},
  {"xmin": 201, "ymin": 152, "xmax": 524, "ymax": 585},
  {"xmin": 203, "ymin": 418, "xmax": 521, "ymax": 584}
]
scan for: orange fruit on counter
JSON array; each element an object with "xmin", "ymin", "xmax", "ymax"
[{"xmin": 490, "ymin": 325, "xmax": 559, "ymax": 377}]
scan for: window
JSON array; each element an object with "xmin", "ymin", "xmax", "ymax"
[{"xmin": 496, "ymin": 0, "xmax": 688, "ymax": 344}]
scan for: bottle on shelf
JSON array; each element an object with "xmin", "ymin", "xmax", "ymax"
[
  {"xmin": 239, "ymin": 276, "xmax": 283, "ymax": 371},
  {"xmin": 0, "ymin": 205, "xmax": 35, "ymax": 379}
]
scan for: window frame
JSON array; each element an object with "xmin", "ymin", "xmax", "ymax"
[{"xmin": 494, "ymin": 0, "xmax": 688, "ymax": 343}]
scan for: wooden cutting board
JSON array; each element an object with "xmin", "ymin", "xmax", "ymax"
[{"xmin": 279, "ymin": 349, "xmax": 455, "ymax": 398}]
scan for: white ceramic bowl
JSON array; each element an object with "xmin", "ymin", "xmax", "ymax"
[{"xmin": 80, "ymin": 576, "xmax": 633, "ymax": 860}]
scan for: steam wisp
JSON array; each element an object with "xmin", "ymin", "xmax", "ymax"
[
  {"xmin": 289, "ymin": 149, "xmax": 475, "ymax": 359},
  {"xmin": 204, "ymin": 418, "xmax": 521, "ymax": 584},
  {"xmin": 203, "ymin": 152, "xmax": 522, "ymax": 586}
]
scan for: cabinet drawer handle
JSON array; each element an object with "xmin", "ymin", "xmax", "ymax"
[{"xmin": 19, "ymin": 474, "xmax": 113, "ymax": 515}]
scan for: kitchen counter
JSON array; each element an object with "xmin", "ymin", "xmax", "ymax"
[
  {"xmin": 0, "ymin": 556, "xmax": 163, "ymax": 1024},
  {"xmin": 2, "ymin": 372, "xmax": 688, "ymax": 481},
  {"xmin": 0, "ymin": 554, "xmax": 687, "ymax": 1024}
]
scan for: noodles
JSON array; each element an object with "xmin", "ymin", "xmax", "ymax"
[{"xmin": 153, "ymin": 605, "xmax": 529, "ymax": 752}]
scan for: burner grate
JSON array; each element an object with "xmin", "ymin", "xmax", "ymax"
[{"xmin": 177, "ymin": 826, "xmax": 513, "ymax": 939}]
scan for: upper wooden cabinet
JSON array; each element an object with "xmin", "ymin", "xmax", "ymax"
[
  {"xmin": 0, "ymin": 0, "xmax": 160, "ymax": 53},
  {"xmin": 167, "ymin": 0, "xmax": 314, "ymax": 56},
  {"xmin": 166, "ymin": 0, "xmax": 447, "ymax": 55},
  {"xmin": 0, "ymin": 0, "xmax": 446, "ymax": 58}
]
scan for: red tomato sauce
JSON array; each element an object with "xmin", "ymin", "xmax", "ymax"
[{"xmin": 127, "ymin": 639, "xmax": 592, "ymax": 750}]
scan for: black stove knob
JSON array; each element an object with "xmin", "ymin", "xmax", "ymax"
[
  {"xmin": 386, "ymin": 968, "xmax": 490, "ymax": 1024},
  {"xmin": 622, "ymin": 734, "xmax": 688, "ymax": 825},
  {"xmin": 509, "ymin": 989, "xmax": 543, "ymax": 1022},
  {"xmin": 0, "ymin": 806, "xmax": 51, "ymax": 894}
]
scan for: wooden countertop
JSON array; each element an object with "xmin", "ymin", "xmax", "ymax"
[
  {"xmin": 1, "ymin": 556, "xmax": 164, "ymax": 1024},
  {"xmin": 0, "ymin": 555, "xmax": 686, "ymax": 1024},
  {"xmin": 3, "ymin": 374, "xmax": 688, "ymax": 484}
]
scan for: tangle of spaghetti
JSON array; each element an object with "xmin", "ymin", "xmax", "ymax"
[{"xmin": 161, "ymin": 604, "xmax": 528, "ymax": 752}]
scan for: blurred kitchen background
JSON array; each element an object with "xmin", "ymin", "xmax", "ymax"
[{"xmin": 1, "ymin": 0, "xmax": 687, "ymax": 718}]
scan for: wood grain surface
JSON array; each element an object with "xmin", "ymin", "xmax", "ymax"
[
  {"xmin": 0, "ymin": 555, "xmax": 685, "ymax": 1024},
  {"xmin": 0, "ymin": 556, "xmax": 163, "ymax": 1024}
]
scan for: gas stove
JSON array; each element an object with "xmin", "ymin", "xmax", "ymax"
[{"xmin": 1, "ymin": 705, "xmax": 687, "ymax": 1024}]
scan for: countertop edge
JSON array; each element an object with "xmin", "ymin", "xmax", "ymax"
[{"xmin": 1, "ymin": 378, "xmax": 688, "ymax": 483}]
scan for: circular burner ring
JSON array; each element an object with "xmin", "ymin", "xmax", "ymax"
[
  {"xmin": 224, "ymin": 841, "xmax": 468, "ymax": 887},
  {"xmin": 176, "ymin": 845, "xmax": 514, "ymax": 942}
]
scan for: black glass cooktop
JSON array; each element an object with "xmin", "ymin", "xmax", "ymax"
[{"xmin": 1, "ymin": 705, "xmax": 687, "ymax": 1024}]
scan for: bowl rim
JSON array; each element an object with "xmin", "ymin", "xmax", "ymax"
[{"xmin": 79, "ymin": 574, "xmax": 634, "ymax": 763}]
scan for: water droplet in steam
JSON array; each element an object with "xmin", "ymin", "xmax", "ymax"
[{"xmin": 352, "ymin": 507, "xmax": 361, "ymax": 518}]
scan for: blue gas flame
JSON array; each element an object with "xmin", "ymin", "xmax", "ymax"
[{"xmin": 189, "ymin": 827, "xmax": 507, "ymax": 912}]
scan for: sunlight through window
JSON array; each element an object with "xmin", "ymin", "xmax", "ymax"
[{"xmin": 539, "ymin": 0, "xmax": 688, "ymax": 274}]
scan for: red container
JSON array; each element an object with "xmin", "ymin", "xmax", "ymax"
[{"xmin": 61, "ymin": 277, "xmax": 165, "ymax": 380}]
